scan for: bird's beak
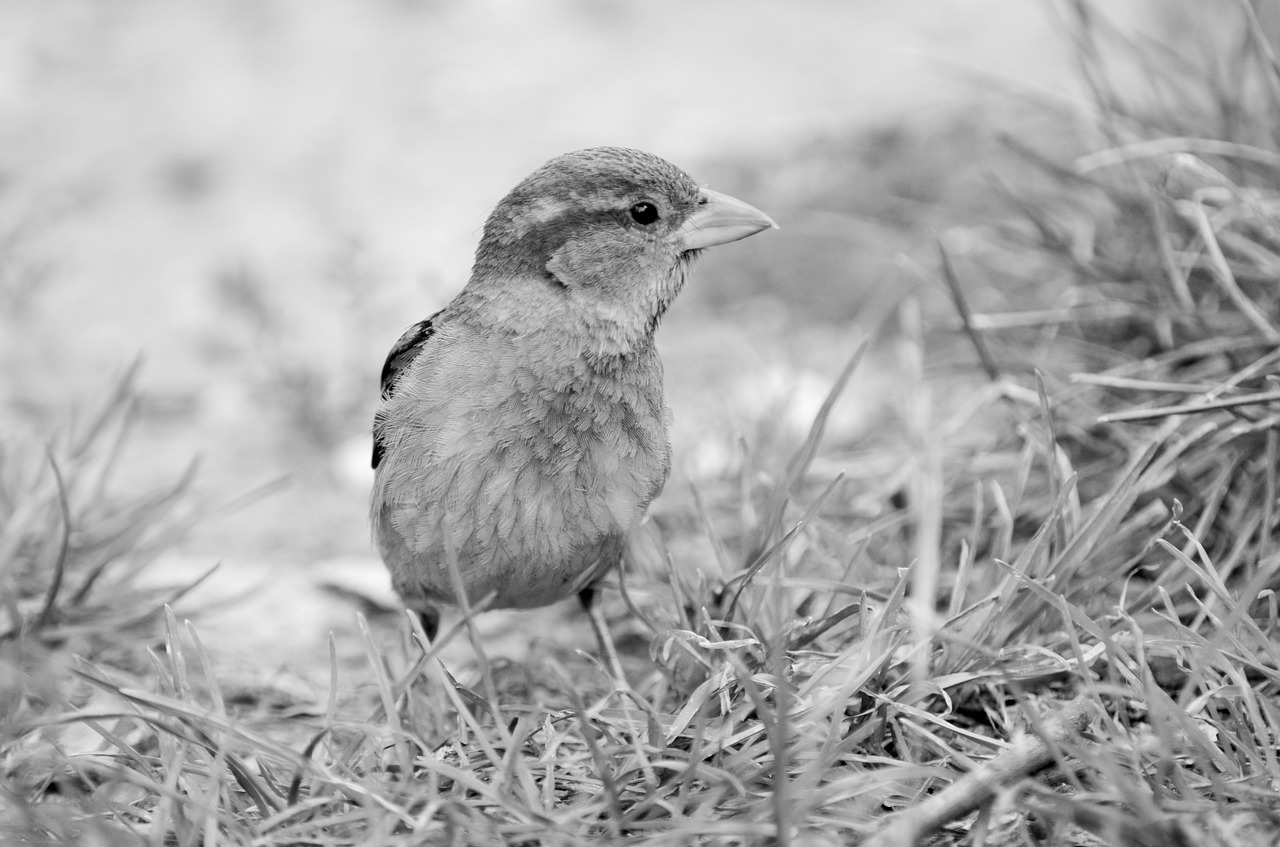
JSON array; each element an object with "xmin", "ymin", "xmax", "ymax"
[{"xmin": 678, "ymin": 188, "xmax": 778, "ymax": 252}]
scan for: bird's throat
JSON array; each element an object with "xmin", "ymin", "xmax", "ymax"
[{"xmin": 574, "ymin": 260, "xmax": 689, "ymax": 363}]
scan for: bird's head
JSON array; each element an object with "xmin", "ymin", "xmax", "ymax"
[{"xmin": 468, "ymin": 147, "xmax": 776, "ymax": 355}]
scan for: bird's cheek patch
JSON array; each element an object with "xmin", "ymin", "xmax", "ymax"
[
  {"xmin": 545, "ymin": 248, "xmax": 575, "ymax": 287},
  {"xmin": 546, "ymin": 239, "xmax": 608, "ymax": 288}
]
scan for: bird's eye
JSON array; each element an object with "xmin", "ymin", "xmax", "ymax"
[{"xmin": 629, "ymin": 202, "xmax": 660, "ymax": 225}]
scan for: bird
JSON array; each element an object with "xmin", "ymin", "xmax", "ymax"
[{"xmin": 369, "ymin": 146, "xmax": 775, "ymax": 662}]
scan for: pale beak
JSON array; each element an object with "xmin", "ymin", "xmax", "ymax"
[{"xmin": 678, "ymin": 188, "xmax": 778, "ymax": 251}]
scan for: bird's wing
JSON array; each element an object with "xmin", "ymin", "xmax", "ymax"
[{"xmin": 372, "ymin": 312, "xmax": 441, "ymax": 469}]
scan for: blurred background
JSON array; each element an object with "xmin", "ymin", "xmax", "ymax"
[{"xmin": 0, "ymin": 0, "xmax": 1164, "ymax": 671}]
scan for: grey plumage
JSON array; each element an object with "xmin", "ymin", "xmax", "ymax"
[{"xmin": 370, "ymin": 147, "xmax": 774, "ymax": 630}]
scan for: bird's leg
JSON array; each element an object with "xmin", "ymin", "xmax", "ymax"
[
  {"xmin": 417, "ymin": 606, "xmax": 440, "ymax": 643},
  {"xmin": 578, "ymin": 585, "xmax": 627, "ymax": 685}
]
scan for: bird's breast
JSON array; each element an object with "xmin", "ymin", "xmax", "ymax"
[
  {"xmin": 372, "ymin": 328, "xmax": 671, "ymax": 609},
  {"xmin": 495, "ymin": 348, "xmax": 671, "ymax": 529}
]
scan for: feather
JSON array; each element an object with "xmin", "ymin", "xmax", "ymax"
[{"xmin": 372, "ymin": 313, "xmax": 440, "ymax": 469}]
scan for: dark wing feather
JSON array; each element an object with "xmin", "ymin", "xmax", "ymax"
[{"xmin": 372, "ymin": 313, "xmax": 440, "ymax": 469}]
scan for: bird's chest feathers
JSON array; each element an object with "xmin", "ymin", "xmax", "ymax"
[
  {"xmin": 499, "ymin": 354, "xmax": 669, "ymax": 529},
  {"xmin": 402, "ymin": 336, "xmax": 671, "ymax": 537}
]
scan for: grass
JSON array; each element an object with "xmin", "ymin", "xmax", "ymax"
[{"xmin": 5, "ymin": 2, "xmax": 1280, "ymax": 844}]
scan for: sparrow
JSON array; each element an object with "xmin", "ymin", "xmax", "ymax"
[{"xmin": 370, "ymin": 146, "xmax": 775, "ymax": 650}]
